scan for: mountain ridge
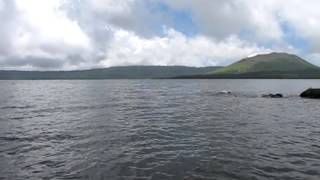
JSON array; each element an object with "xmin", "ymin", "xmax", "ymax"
[
  {"xmin": 214, "ymin": 52, "xmax": 319, "ymax": 74},
  {"xmin": 0, "ymin": 66, "xmax": 222, "ymax": 80},
  {"xmin": 176, "ymin": 52, "xmax": 320, "ymax": 79},
  {"xmin": 1, "ymin": 53, "xmax": 320, "ymax": 79}
]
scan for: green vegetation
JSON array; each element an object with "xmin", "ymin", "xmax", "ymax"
[
  {"xmin": 178, "ymin": 53, "xmax": 320, "ymax": 79},
  {"xmin": 1, "ymin": 53, "xmax": 320, "ymax": 79},
  {"xmin": 215, "ymin": 52, "xmax": 319, "ymax": 74},
  {"xmin": 0, "ymin": 66, "xmax": 222, "ymax": 80}
]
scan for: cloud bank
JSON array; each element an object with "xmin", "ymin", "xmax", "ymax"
[{"xmin": 0, "ymin": 0, "xmax": 319, "ymax": 70}]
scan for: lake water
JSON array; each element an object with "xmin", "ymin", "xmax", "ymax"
[{"xmin": 0, "ymin": 80, "xmax": 320, "ymax": 180}]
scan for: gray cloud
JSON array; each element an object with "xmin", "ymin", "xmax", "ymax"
[
  {"xmin": 0, "ymin": 0, "xmax": 319, "ymax": 70},
  {"xmin": 0, "ymin": 0, "xmax": 18, "ymax": 56},
  {"xmin": 0, "ymin": 56, "xmax": 64, "ymax": 70},
  {"xmin": 0, "ymin": 0, "xmax": 94, "ymax": 70}
]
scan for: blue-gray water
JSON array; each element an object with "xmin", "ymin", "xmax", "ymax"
[{"xmin": 0, "ymin": 80, "xmax": 320, "ymax": 180}]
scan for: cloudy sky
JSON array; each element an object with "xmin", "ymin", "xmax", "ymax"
[{"xmin": 1, "ymin": 0, "xmax": 320, "ymax": 70}]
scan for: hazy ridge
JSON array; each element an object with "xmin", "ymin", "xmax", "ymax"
[
  {"xmin": 0, "ymin": 66, "xmax": 221, "ymax": 80},
  {"xmin": 1, "ymin": 53, "xmax": 320, "ymax": 79}
]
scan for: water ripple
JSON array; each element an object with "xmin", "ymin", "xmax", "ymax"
[{"xmin": 1, "ymin": 80, "xmax": 320, "ymax": 180}]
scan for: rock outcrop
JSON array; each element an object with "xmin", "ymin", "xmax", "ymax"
[
  {"xmin": 262, "ymin": 94, "xmax": 283, "ymax": 98},
  {"xmin": 300, "ymin": 88, "xmax": 320, "ymax": 99}
]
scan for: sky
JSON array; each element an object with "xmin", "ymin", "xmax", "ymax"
[{"xmin": 1, "ymin": 0, "xmax": 320, "ymax": 70}]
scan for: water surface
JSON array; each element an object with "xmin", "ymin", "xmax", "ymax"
[{"xmin": 0, "ymin": 80, "xmax": 320, "ymax": 180}]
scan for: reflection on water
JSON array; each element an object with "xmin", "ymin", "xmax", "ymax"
[{"xmin": 0, "ymin": 80, "xmax": 320, "ymax": 180}]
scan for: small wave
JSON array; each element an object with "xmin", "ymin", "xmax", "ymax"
[
  {"xmin": 0, "ymin": 133, "xmax": 77, "ymax": 144},
  {"xmin": 201, "ymin": 91, "xmax": 258, "ymax": 98},
  {"xmin": 0, "ymin": 136, "xmax": 22, "ymax": 142},
  {"xmin": 201, "ymin": 91, "xmax": 302, "ymax": 99},
  {"xmin": 9, "ymin": 117, "xmax": 26, "ymax": 120},
  {"xmin": 1, "ymin": 105, "xmax": 35, "ymax": 110}
]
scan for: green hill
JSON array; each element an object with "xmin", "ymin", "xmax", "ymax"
[
  {"xmin": 215, "ymin": 53, "xmax": 319, "ymax": 74},
  {"xmin": 2, "ymin": 53, "xmax": 319, "ymax": 79},
  {"xmin": 177, "ymin": 53, "xmax": 320, "ymax": 79},
  {"xmin": 0, "ymin": 66, "xmax": 222, "ymax": 80}
]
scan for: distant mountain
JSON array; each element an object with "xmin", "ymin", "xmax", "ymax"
[
  {"xmin": 176, "ymin": 53, "xmax": 320, "ymax": 79},
  {"xmin": 0, "ymin": 66, "xmax": 222, "ymax": 80},
  {"xmin": 215, "ymin": 53, "xmax": 319, "ymax": 74},
  {"xmin": 2, "ymin": 53, "xmax": 319, "ymax": 79}
]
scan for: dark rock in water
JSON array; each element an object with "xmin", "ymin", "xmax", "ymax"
[
  {"xmin": 300, "ymin": 88, "xmax": 320, "ymax": 99},
  {"xmin": 217, "ymin": 91, "xmax": 232, "ymax": 95},
  {"xmin": 262, "ymin": 93, "xmax": 283, "ymax": 98}
]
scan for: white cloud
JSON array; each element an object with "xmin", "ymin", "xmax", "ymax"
[
  {"xmin": 101, "ymin": 28, "xmax": 270, "ymax": 67},
  {"xmin": 89, "ymin": 0, "xmax": 135, "ymax": 15},
  {"xmin": 277, "ymin": 0, "xmax": 320, "ymax": 52},
  {"xmin": 161, "ymin": 0, "xmax": 320, "ymax": 52},
  {"xmin": 0, "ymin": 0, "xmax": 93, "ymax": 70},
  {"xmin": 0, "ymin": 1, "xmax": 4, "ymax": 11},
  {"xmin": 1, "ymin": 0, "xmax": 320, "ymax": 70},
  {"xmin": 160, "ymin": 0, "xmax": 284, "ymax": 42},
  {"xmin": 15, "ymin": 0, "xmax": 91, "ymax": 52}
]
